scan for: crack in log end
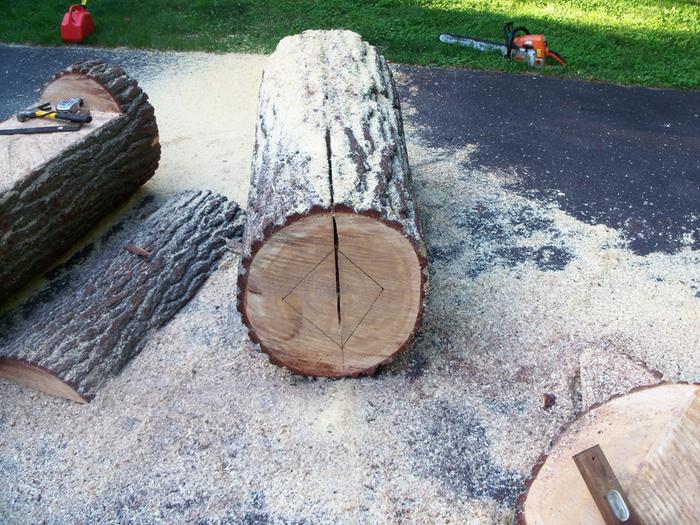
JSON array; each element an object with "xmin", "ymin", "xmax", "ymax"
[
  {"xmin": 326, "ymin": 128, "xmax": 344, "ymax": 364},
  {"xmin": 332, "ymin": 217, "xmax": 342, "ymax": 336},
  {"xmin": 243, "ymin": 211, "xmax": 423, "ymax": 378}
]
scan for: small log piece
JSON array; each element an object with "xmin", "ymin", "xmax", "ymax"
[
  {"xmin": 0, "ymin": 191, "xmax": 245, "ymax": 403},
  {"xmin": 518, "ymin": 383, "xmax": 700, "ymax": 525},
  {"xmin": 238, "ymin": 30, "xmax": 428, "ymax": 377},
  {"xmin": 0, "ymin": 60, "xmax": 161, "ymax": 300}
]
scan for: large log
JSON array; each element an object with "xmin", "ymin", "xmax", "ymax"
[
  {"xmin": 518, "ymin": 383, "xmax": 700, "ymax": 525},
  {"xmin": 0, "ymin": 191, "xmax": 245, "ymax": 403},
  {"xmin": 0, "ymin": 60, "xmax": 160, "ymax": 300},
  {"xmin": 238, "ymin": 30, "xmax": 428, "ymax": 377}
]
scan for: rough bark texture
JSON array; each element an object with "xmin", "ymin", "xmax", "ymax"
[
  {"xmin": 0, "ymin": 191, "xmax": 245, "ymax": 402},
  {"xmin": 0, "ymin": 60, "xmax": 160, "ymax": 300},
  {"xmin": 240, "ymin": 30, "xmax": 425, "ymax": 264}
]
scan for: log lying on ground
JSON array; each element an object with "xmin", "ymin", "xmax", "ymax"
[
  {"xmin": 518, "ymin": 383, "xmax": 700, "ymax": 525},
  {"xmin": 0, "ymin": 191, "xmax": 245, "ymax": 403},
  {"xmin": 238, "ymin": 30, "xmax": 428, "ymax": 377},
  {"xmin": 0, "ymin": 60, "xmax": 160, "ymax": 300}
]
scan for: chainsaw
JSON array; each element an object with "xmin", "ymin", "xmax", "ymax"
[{"xmin": 440, "ymin": 22, "xmax": 565, "ymax": 68}]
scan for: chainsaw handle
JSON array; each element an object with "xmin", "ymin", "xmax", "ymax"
[
  {"xmin": 547, "ymin": 49, "xmax": 566, "ymax": 66},
  {"xmin": 504, "ymin": 21, "xmax": 530, "ymax": 61}
]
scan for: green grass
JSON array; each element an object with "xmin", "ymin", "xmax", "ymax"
[{"xmin": 1, "ymin": 0, "xmax": 698, "ymax": 88}]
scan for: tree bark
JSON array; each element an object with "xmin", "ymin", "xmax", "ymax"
[
  {"xmin": 0, "ymin": 60, "xmax": 160, "ymax": 300},
  {"xmin": 0, "ymin": 191, "xmax": 245, "ymax": 403},
  {"xmin": 238, "ymin": 30, "xmax": 427, "ymax": 377}
]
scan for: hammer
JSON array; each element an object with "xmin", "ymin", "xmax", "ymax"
[{"xmin": 17, "ymin": 101, "xmax": 92, "ymax": 124}]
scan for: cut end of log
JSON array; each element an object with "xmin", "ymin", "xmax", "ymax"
[
  {"xmin": 240, "ymin": 210, "xmax": 425, "ymax": 377},
  {"xmin": 518, "ymin": 383, "xmax": 700, "ymax": 525},
  {"xmin": 39, "ymin": 74, "xmax": 123, "ymax": 114},
  {"xmin": 0, "ymin": 358, "xmax": 86, "ymax": 404}
]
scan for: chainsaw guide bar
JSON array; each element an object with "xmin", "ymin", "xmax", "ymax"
[{"xmin": 439, "ymin": 33, "xmax": 507, "ymax": 56}]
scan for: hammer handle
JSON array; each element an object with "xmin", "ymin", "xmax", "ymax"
[
  {"xmin": 17, "ymin": 111, "xmax": 92, "ymax": 124},
  {"xmin": 53, "ymin": 112, "xmax": 92, "ymax": 123}
]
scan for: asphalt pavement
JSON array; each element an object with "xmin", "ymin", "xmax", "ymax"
[{"xmin": 397, "ymin": 65, "xmax": 700, "ymax": 254}]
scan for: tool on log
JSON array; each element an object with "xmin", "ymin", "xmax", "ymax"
[
  {"xmin": 4, "ymin": 97, "xmax": 90, "ymax": 135},
  {"xmin": 17, "ymin": 101, "xmax": 92, "ymax": 124},
  {"xmin": 55, "ymin": 97, "xmax": 84, "ymax": 113},
  {"xmin": 0, "ymin": 124, "xmax": 82, "ymax": 135},
  {"xmin": 573, "ymin": 445, "xmax": 641, "ymax": 525},
  {"xmin": 237, "ymin": 30, "xmax": 428, "ymax": 378}
]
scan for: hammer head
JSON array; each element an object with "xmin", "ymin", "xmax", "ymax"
[{"xmin": 56, "ymin": 97, "xmax": 84, "ymax": 113}]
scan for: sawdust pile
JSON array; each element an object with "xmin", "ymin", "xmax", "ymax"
[
  {"xmin": 0, "ymin": 57, "xmax": 698, "ymax": 524},
  {"xmin": 141, "ymin": 52, "xmax": 265, "ymax": 206}
]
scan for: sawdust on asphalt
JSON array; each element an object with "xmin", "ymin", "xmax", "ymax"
[{"xmin": 0, "ymin": 54, "xmax": 698, "ymax": 524}]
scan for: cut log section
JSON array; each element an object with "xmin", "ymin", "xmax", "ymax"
[
  {"xmin": 0, "ymin": 191, "xmax": 245, "ymax": 403},
  {"xmin": 238, "ymin": 30, "xmax": 427, "ymax": 377},
  {"xmin": 518, "ymin": 383, "xmax": 700, "ymax": 525},
  {"xmin": 0, "ymin": 60, "xmax": 160, "ymax": 300}
]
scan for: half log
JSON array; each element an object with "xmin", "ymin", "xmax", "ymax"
[
  {"xmin": 0, "ymin": 191, "xmax": 245, "ymax": 403},
  {"xmin": 238, "ymin": 30, "xmax": 428, "ymax": 377},
  {"xmin": 0, "ymin": 60, "xmax": 160, "ymax": 300}
]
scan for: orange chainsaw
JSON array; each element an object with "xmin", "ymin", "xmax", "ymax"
[{"xmin": 440, "ymin": 22, "xmax": 565, "ymax": 68}]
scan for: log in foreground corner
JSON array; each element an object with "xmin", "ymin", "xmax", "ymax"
[
  {"xmin": 0, "ymin": 191, "xmax": 245, "ymax": 403},
  {"xmin": 238, "ymin": 30, "xmax": 428, "ymax": 377},
  {"xmin": 0, "ymin": 60, "xmax": 160, "ymax": 300},
  {"xmin": 518, "ymin": 383, "xmax": 700, "ymax": 525}
]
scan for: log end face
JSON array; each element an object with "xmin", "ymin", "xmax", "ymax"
[
  {"xmin": 518, "ymin": 383, "xmax": 700, "ymax": 525},
  {"xmin": 40, "ymin": 60, "xmax": 147, "ymax": 115},
  {"xmin": 40, "ymin": 74, "xmax": 122, "ymax": 114},
  {"xmin": 0, "ymin": 358, "xmax": 87, "ymax": 404},
  {"xmin": 238, "ymin": 211, "xmax": 426, "ymax": 377}
]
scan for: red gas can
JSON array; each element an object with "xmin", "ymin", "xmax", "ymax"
[{"xmin": 61, "ymin": 5, "xmax": 94, "ymax": 43}]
